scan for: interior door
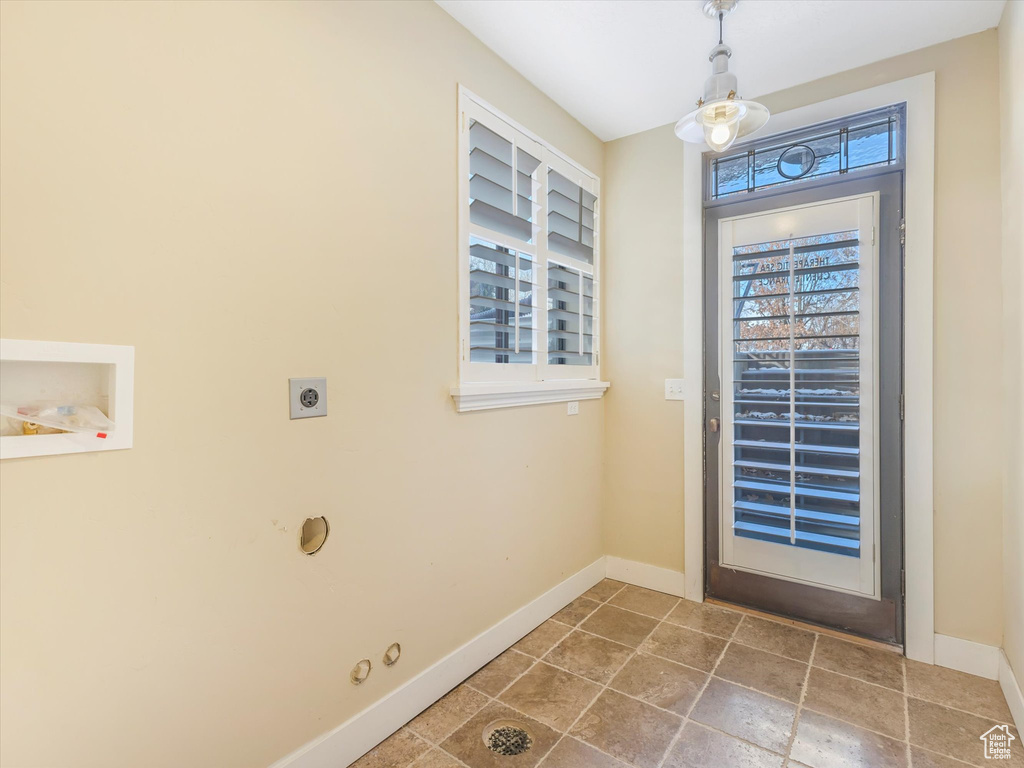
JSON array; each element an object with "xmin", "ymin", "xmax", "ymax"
[{"xmin": 704, "ymin": 174, "xmax": 903, "ymax": 644}]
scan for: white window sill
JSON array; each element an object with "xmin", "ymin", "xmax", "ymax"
[{"xmin": 450, "ymin": 380, "xmax": 610, "ymax": 413}]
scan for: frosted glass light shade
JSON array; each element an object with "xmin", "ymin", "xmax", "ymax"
[{"xmin": 675, "ymin": 99, "xmax": 770, "ymax": 152}]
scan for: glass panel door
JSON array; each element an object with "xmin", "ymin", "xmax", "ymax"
[{"xmin": 718, "ymin": 194, "xmax": 879, "ymax": 597}]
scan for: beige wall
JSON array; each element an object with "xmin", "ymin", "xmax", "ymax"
[
  {"xmin": 603, "ymin": 127, "xmax": 687, "ymax": 571},
  {"xmin": 1, "ymin": 2, "xmax": 1018, "ymax": 765},
  {"xmin": 603, "ymin": 31, "xmax": 1006, "ymax": 646},
  {"xmin": 999, "ymin": 0, "xmax": 1024, "ymax": 680},
  {"xmin": 0, "ymin": 2, "xmax": 604, "ymax": 767}
]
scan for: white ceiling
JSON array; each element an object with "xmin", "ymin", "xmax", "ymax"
[{"xmin": 436, "ymin": 0, "xmax": 1006, "ymax": 141}]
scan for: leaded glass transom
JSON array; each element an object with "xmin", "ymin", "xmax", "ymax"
[{"xmin": 706, "ymin": 105, "xmax": 904, "ymax": 201}]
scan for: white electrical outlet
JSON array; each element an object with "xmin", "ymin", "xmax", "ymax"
[
  {"xmin": 665, "ymin": 379, "xmax": 685, "ymax": 400},
  {"xmin": 289, "ymin": 377, "xmax": 327, "ymax": 419},
  {"xmin": 567, "ymin": 401, "xmax": 580, "ymax": 415}
]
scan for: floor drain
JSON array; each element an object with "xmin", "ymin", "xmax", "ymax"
[{"xmin": 484, "ymin": 720, "xmax": 533, "ymax": 756}]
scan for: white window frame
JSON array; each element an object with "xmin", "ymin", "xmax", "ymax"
[{"xmin": 451, "ymin": 87, "xmax": 609, "ymax": 412}]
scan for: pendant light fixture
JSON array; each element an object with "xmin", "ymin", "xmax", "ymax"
[{"xmin": 675, "ymin": 0, "xmax": 769, "ymax": 152}]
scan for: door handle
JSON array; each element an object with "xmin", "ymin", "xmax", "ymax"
[{"xmin": 709, "ymin": 417, "xmax": 720, "ymax": 433}]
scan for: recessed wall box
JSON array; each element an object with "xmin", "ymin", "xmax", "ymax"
[{"xmin": 0, "ymin": 339, "xmax": 134, "ymax": 459}]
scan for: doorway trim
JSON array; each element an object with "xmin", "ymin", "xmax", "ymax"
[{"xmin": 681, "ymin": 72, "xmax": 936, "ymax": 663}]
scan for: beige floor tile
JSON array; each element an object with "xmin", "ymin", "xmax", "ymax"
[
  {"xmin": 552, "ymin": 597, "xmax": 602, "ymax": 627},
  {"xmin": 663, "ymin": 721, "xmax": 785, "ymax": 768},
  {"xmin": 570, "ymin": 689, "xmax": 682, "ymax": 768},
  {"xmin": 906, "ymin": 659, "xmax": 1014, "ymax": 723},
  {"xmin": 689, "ymin": 678, "xmax": 796, "ymax": 754},
  {"xmin": 812, "ymin": 635, "xmax": 903, "ymax": 691},
  {"xmin": 608, "ymin": 585, "xmax": 680, "ymax": 619},
  {"xmin": 909, "ymin": 746, "xmax": 973, "ymax": 768},
  {"xmin": 790, "ymin": 710, "xmax": 907, "ymax": 768},
  {"xmin": 514, "ymin": 620, "xmax": 573, "ymax": 659},
  {"xmin": 665, "ymin": 601, "xmax": 743, "ymax": 639},
  {"xmin": 714, "ymin": 642, "xmax": 808, "ymax": 703},
  {"xmin": 499, "ymin": 663, "xmax": 602, "ymax": 732},
  {"xmin": 732, "ymin": 616, "xmax": 816, "ymax": 662},
  {"xmin": 608, "ymin": 652, "xmax": 708, "ymax": 716},
  {"xmin": 441, "ymin": 701, "xmax": 561, "ymax": 768},
  {"xmin": 411, "ymin": 749, "xmax": 464, "ymax": 768},
  {"xmin": 408, "ymin": 685, "xmax": 490, "ymax": 743},
  {"xmin": 582, "ymin": 579, "xmax": 626, "ymax": 603},
  {"xmin": 802, "ymin": 666, "xmax": 906, "ymax": 739},
  {"xmin": 908, "ymin": 697, "xmax": 1024, "ymax": 767},
  {"xmin": 351, "ymin": 728, "xmax": 431, "ymax": 768},
  {"xmin": 545, "ymin": 630, "xmax": 634, "ymax": 685},
  {"xmin": 466, "ymin": 650, "xmax": 535, "ymax": 697},
  {"xmin": 640, "ymin": 623, "xmax": 728, "ymax": 672},
  {"xmin": 580, "ymin": 604, "xmax": 659, "ymax": 648},
  {"xmin": 538, "ymin": 737, "xmax": 631, "ymax": 767}
]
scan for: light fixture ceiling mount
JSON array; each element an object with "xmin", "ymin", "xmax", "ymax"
[
  {"xmin": 676, "ymin": 0, "xmax": 769, "ymax": 153},
  {"xmin": 701, "ymin": 0, "xmax": 737, "ymax": 19}
]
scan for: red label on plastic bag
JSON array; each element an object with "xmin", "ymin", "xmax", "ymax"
[{"xmin": 96, "ymin": 432, "xmax": 108, "ymax": 439}]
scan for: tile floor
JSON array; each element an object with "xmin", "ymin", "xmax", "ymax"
[{"xmin": 352, "ymin": 580, "xmax": 1021, "ymax": 768}]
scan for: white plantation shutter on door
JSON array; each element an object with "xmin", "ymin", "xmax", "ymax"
[
  {"xmin": 718, "ymin": 194, "xmax": 879, "ymax": 597},
  {"xmin": 729, "ymin": 232, "xmax": 864, "ymax": 555},
  {"xmin": 460, "ymin": 93, "xmax": 600, "ymax": 384}
]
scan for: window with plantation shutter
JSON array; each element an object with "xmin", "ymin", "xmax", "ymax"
[
  {"xmin": 547, "ymin": 170, "xmax": 596, "ymax": 264},
  {"xmin": 469, "ymin": 238, "xmax": 536, "ymax": 365},
  {"xmin": 547, "ymin": 264, "xmax": 594, "ymax": 367},
  {"xmin": 453, "ymin": 88, "xmax": 608, "ymax": 412},
  {"xmin": 469, "ymin": 121, "xmax": 540, "ymax": 244}
]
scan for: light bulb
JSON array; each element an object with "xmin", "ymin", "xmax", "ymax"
[
  {"xmin": 703, "ymin": 120, "xmax": 740, "ymax": 152},
  {"xmin": 710, "ymin": 122, "xmax": 732, "ymax": 145},
  {"xmin": 700, "ymin": 101, "xmax": 744, "ymax": 152}
]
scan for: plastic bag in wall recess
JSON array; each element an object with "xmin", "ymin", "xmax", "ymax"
[{"xmin": 0, "ymin": 403, "xmax": 114, "ymax": 437}]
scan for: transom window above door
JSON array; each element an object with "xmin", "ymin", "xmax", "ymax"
[
  {"xmin": 707, "ymin": 104, "xmax": 906, "ymax": 201},
  {"xmin": 453, "ymin": 88, "xmax": 608, "ymax": 412}
]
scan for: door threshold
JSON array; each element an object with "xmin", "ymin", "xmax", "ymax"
[{"xmin": 706, "ymin": 597, "xmax": 904, "ymax": 655}]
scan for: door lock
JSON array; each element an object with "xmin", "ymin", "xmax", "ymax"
[{"xmin": 709, "ymin": 417, "xmax": 720, "ymax": 433}]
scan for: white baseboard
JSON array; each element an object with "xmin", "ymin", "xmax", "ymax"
[
  {"xmin": 269, "ymin": 557, "xmax": 606, "ymax": 768},
  {"xmin": 1000, "ymin": 651, "xmax": 1024, "ymax": 730},
  {"xmin": 605, "ymin": 556, "xmax": 686, "ymax": 598},
  {"xmin": 933, "ymin": 634, "xmax": 1001, "ymax": 680},
  {"xmin": 928, "ymin": 638, "xmax": 1022, "ymax": 731}
]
